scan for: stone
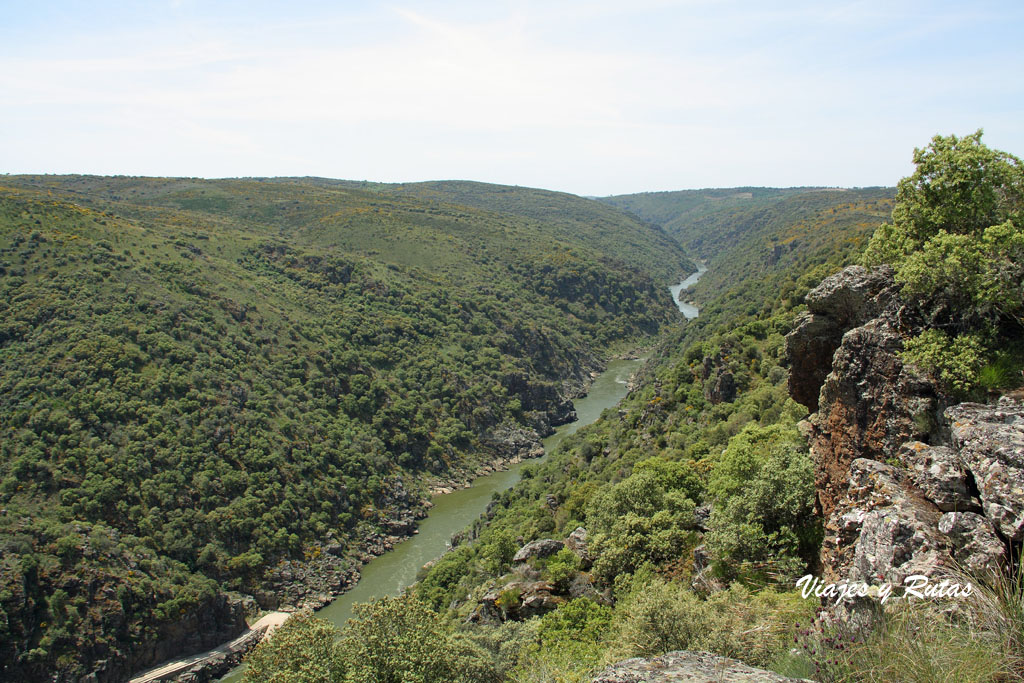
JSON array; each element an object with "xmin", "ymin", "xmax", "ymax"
[
  {"xmin": 839, "ymin": 459, "xmax": 948, "ymax": 586},
  {"xmin": 809, "ymin": 317, "xmax": 938, "ymax": 522},
  {"xmin": 707, "ymin": 369, "xmax": 736, "ymax": 404},
  {"xmin": 694, "ymin": 505, "xmax": 711, "ymax": 531},
  {"xmin": 565, "ymin": 527, "xmax": 591, "ymax": 566},
  {"xmin": 785, "ymin": 265, "xmax": 896, "ymax": 411},
  {"xmin": 938, "ymin": 512, "xmax": 1005, "ymax": 573},
  {"xmin": 898, "ymin": 441, "xmax": 976, "ymax": 512},
  {"xmin": 470, "ymin": 579, "xmax": 563, "ymax": 622},
  {"xmin": 591, "ymin": 650, "xmax": 813, "ymax": 682},
  {"xmin": 512, "ymin": 538, "xmax": 566, "ymax": 564},
  {"xmin": 947, "ymin": 398, "xmax": 1024, "ymax": 542},
  {"xmin": 692, "ymin": 544, "xmax": 709, "ymax": 573}
]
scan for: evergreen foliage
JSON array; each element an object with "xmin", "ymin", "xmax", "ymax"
[
  {"xmin": 0, "ymin": 175, "xmax": 688, "ymax": 678},
  {"xmin": 863, "ymin": 131, "xmax": 1024, "ymax": 397}
]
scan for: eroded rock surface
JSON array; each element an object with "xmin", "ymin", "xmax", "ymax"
[
  {"xmin": 786, "ymin": 265, "xmax": 1023, "ymax": 609},
  {"xmin": 591, "ymin": 650, "xmax": 812, "ymax": 682},
  {"xmin": 786, "ymin": 265, "xmax": 897, "ymax": 412},
  {"xmin": 512, "ymin": 538, "xmax": 566, "ymax": 564},
  {"xmin": 948, "ymin": 398, "xmax": 1024, "ymax": 542}
]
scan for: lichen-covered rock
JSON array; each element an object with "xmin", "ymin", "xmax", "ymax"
[
  {"xmin": 898, "ymin": 441, "xmax": 976, "ymax": 512},
  {"xmin": 470, "ymin": 580, "xmax": 564, "ymax": 623},
  {"xmin": 842, "ymin": 459, "xmax": 948, "ymax": 586},
  {"xmin": 786, "ymin": 265, "xmax": 1021, "ymax": 629},
  {"xmin": 786, "ymin": 265, "xmax": 897, "ymax": 411},
  {"xmin": 938, "ymin": 512, "xmax": 1005, "ymax": 573},
  {"xmin": 565, "ymin": 527, "xmax": 591, "ymax": 566},
  {"xmin": 947, "ymin": 398, "xmax": 1024, "ymax": 542},
  {"xmin": 512, "ymin": 538, "xmax": 566, "ymax": 564},
  {"xmin": 591, "ymin": 650, "xmax": 812, "ymax": 682},
  {"xmin": 809, "ymin": 317, "xmax": 938, "ymax": 521}
]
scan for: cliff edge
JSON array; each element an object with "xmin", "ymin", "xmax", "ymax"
[{"xmin": 786, "ymin": 265, "xmax": 1022, "ymax": 593}]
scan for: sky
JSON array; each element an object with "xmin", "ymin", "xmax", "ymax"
[{"xmin": 1, "ymin": 0, "xmax": 1022, "ymax": 196}]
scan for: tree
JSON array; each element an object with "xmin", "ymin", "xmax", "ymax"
[
  {"xmin": 242, "ymin": 612, "xmax": 343, "ymax": 683},
  {"xmin": 864, "ymin": 130, "xmax": 1024, "ymax": 395},
  {"xmin": 706, "ymin": 422, "xmax": 816, "ymax": 577}
]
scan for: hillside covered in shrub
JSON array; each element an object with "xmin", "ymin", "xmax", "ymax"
[{"xmin": 0, "ymin": 175, "xmax": 692, "ymax": 680}]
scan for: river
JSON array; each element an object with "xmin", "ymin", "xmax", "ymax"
[
  {"xmin": 669, "ymin": 261, "xmax": 707, "ymax": 319},
  {"xmin": 219, "ymin": 266, "xmax": 704, "ymax": 681}
]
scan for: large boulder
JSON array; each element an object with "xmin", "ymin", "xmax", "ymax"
[
  {"xmin": 898, "ymin": 442, "xmax": 976, "ymax": 513},
  {"xmin": 938, "ymin": 512, "xmax": 1006, "ymax": 573},
  {"xmin": 591, "ymin": 650, "xmax": 812, "ymax": 682},
  {"xmin": 512, "ymin": 538, "xmax": 565, "ymax": 564}
]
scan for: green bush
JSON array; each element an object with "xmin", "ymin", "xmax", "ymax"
[
  {"xmin": 706, "ymin": 422, "xmax": 817, "ymax": 578},
  {"xmin": 864, "ymin": 130, "xmax": 1024, "ymax": 397},
  {"xmin": 243, "ymin": 612, "xmax": 343, "ymax": 683},
  {"xmin": 335, "ymin": 594, "xmax": 499, "ymax": 683},
  {"xmin": 586, "ymin": 469, "xmax": 698, "ymax": 581}
]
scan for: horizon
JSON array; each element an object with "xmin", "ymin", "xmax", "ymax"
[
  {"xmin": 2, "ymin": 1, "xmax": 1022, "ymax": 195},
  {"xmin": 1, "ymin": 171, "xmax": 885, "ymax": 198}
]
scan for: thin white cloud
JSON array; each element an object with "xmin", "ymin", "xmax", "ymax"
[{"xmin": 0, "ymin": 1, "xmax": 1021, "ymax": 194}]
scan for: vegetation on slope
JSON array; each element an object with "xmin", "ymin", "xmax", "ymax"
[
  {"xmin": 244, "ymin": 183, "xmax": 898, "ymax": 681},
  {"xmin": 0, "ymin": 176, "xmax": 689, "ymax": 679},
  {"xmin": 247, "ymin": 135, "xmax": 1024, "ymax": 682},
  {"xmin": 268, "ymin": 178, "xmax": 693, "ymax": 286}
]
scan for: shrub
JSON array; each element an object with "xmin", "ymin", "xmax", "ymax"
[
  {"xmin": 706, "ymin": 423, "xmax": 817, "ymax": 578},
  {"xmin": 612, "ymin": 577, "xmax": 814, "ymax": 669},
  {"xmin": 243, "ymin": 612, "xmax": 343, "ymax": 683}
]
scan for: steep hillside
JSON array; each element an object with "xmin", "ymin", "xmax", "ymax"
[
  {"xmin": 602, "ymin": 187, "xmax": 813, "ymax": 237},
  {"xmin": 280, "ymin": 178, "xmax": 694, "ymax": 285},
  {"xmin": 0, "ymin": 176, "xmax": 690, "ymax": 681},
  {"xmin": 242, "ymin": 185, "xmax": 902, "ymax": 681}
]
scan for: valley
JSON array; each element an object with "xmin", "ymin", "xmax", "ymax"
[{"xmin": 2, "ymin": 133, "xmax": 1023, "ymax": 683}]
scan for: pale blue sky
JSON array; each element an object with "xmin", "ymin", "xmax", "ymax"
[{"xmin": 2, "ymin": 0, "xmax": 1021, "ymax": 195}]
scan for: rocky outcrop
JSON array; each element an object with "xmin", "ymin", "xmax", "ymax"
[
  {"xmin": 483, "ymin": 424, "xmax": 546, "ymax": 463},
  {"xmin": 469, "ymin": 529, "xmax": 603, "ymax": 623},
  {"xmin": 786, "ymin": 265, "xmax": 897, "ymax": 412},
  {"xmin": 947, "ymin": 399, "xmax": 1024, "ymax": 542},
  {"xmin": 470, "ymin": 580, "xmax": 565, "ymax": 623},
  {"xmin": 840, "ymin": 459, "xmax": 948, "ymax": 586},
  {"xmin": 565, "ymin": 527, "xmax": 591, "ymax": 567},
  {"xmin": 512, "ymin": 538, "xmax": 566, "ymax": 564},
  {"xmin": 786, "ymin": 264, "xmax": 1023, "ymax": 605},
  {"xmin": 898, "ymin": 442, "xmax": 977, "ymax": 513},
  {"xmin": 704, "ymin": 368, "xmax": 736, "ymax": 404},
  {"xmin": 591, "ymin": 651, "xmax": 812, "ymax": 682},
  {"xmin": 699, "ymin": 355, "xmax": 736, "ymax": 405},
  {"xmin": 938, "ymin": 512, "xmax": 1005, "ymax": 573},
  {"xmin": 786, "ymin": 266, "xmax": 938, "ymax": 521}
]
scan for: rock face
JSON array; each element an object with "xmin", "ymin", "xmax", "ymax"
[
  {"xmin": 786, "ymin": 266, "xmax": 938, "ymax": 522},
  {"xmin": 785, "ymin": 265, "xmax": 1023, "ymax": 600},
  {"xmin": 512, "ymin": 538, "xmax": 566, "ymax": 564},
  {"xmin": 471, "ymin": 580, "xmax": 565, "ymax": 623},
  {"xmin": 947, "ymin": 399, "xmax": 1024, "ymax": 542},
  {"xmin": 786, "ymin": 265, "xmax": 897, "ymax": 412},
  {"xmin": 591, "ymin": 650, "xmax": 812, "ymax": 682},
  {"xmin": 565, "ymin": 527, "xmax": 591, "ymax": 567}
]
